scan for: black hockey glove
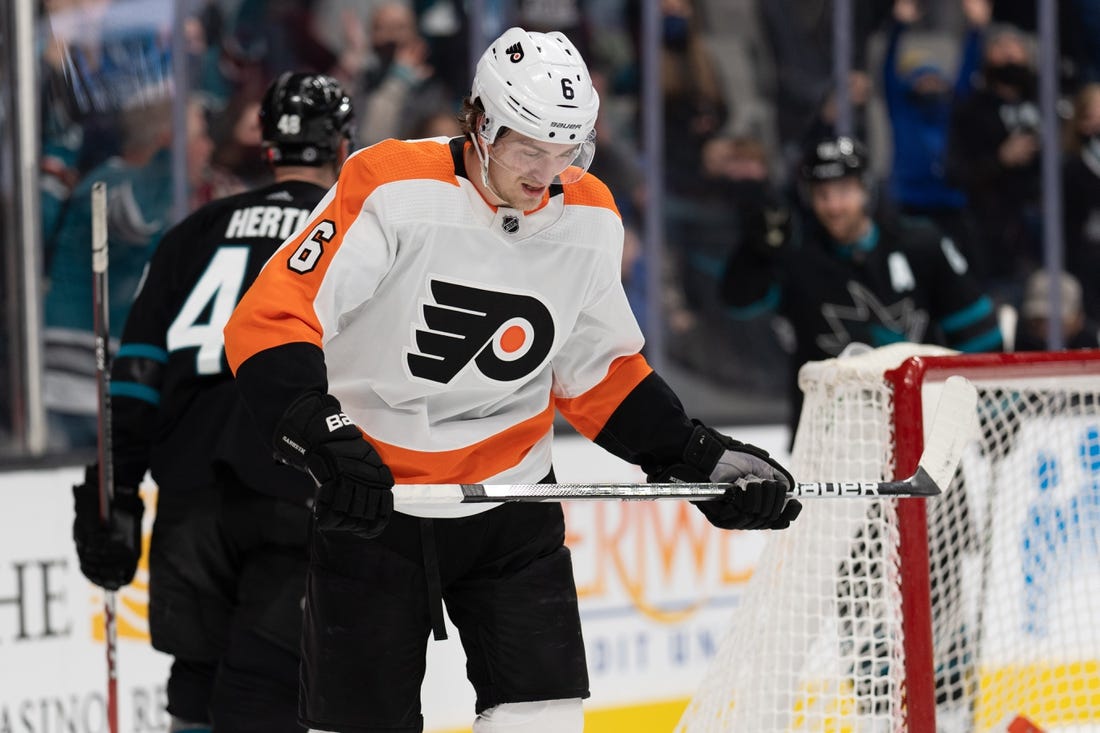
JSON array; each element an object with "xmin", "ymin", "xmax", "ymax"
[
  {"xmin": 648, "ymin": 421, "xmax": 802, "ymax": 530},
  {"xmin": 275, "ymin": 392, "xmax": 394, "ymax": 539},
  {"xmin": 742, "ymin": 202, "xmax": 793, "ymax": 259},
  {"xmin": 72, "ymin": 465, "xmax": 144, "ymax": 590}
]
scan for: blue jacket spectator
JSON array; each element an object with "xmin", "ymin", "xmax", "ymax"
[{"xmin": 883, "ymin": 16, "xmax": 982, "ymax": 210}]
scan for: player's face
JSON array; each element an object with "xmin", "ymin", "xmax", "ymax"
[
  {"xmin": 810, "ymin": 177, "xmax": 870, "ymax": 244},
  {"xmin": 486, "ymin": 132, "xmax": 581, "ymax": 209}
]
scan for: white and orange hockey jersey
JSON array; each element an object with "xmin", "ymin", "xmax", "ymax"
[{"xmin": 225, "ymin": 137, "xmax": 695, "ymax": 513}]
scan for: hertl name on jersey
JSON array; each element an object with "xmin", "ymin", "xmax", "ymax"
[{"xmin": 224, "ymin": 205, "xmax": 313, "ymax": 240}]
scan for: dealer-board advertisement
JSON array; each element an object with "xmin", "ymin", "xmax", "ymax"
[{"xmin": 0, "ymin": 428, "xmax": 786, "ymax": 732}]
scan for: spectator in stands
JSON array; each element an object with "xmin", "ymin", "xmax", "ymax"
[
  {"xmin": 352, "ymin": 2, "xmax": 454, "ymax": 145},
  {"xmin": 1063, "ymin": 83, "xmax": 1100, "ymax": 322},
  {"xmin": 983, "ymin": 0, "xmax": 1099, "ymax": 92},
  {"xmin": 587, "ymin": 66, "xmax": 649, "ymax": 332},
  {"xmin": 225, "ymin": 0, "xmax": 338, "ymax": 94},
  {"xmin": 882, "ymin": 0, "xmax": 987, "ymax": 272},
  {"xmin": 415, "ymin": 0, "xmax": 473, "ymax": 104},
  {"xmin": 758, "ymin": 0, "xmax": 893, "ymax": 171},
  {"xmin": 721, "ymin": 135, "xmax": 1002, "ymax": 441},
  {"xmin": 804, "ymin": 69, "xmax": 875, "ymax": 143},
  {"xmin": 221, "ymin": 0, "xmax": 372, "ymax": 102},
  {"xmin": 513, "ymin": 0, "xmax": 593, "ymax": 60},
  {"xmin": 39, "ymin": 0, "xmax": 174, "ymax": 173},
  {"xmin": 625, "ymin": 0, "xmax": 729, "ymax": 195},
  {"xmin": 181, "ymin": 1, "xmax": 239, "ymax": 113},
  {"xmin": 39, "ymin": 0, "xmax": 175, "ymax": 251},
  {"xmin": 1013, "ymin": 270, "xmax": 1100, "ymax": 351},
  {"xmin": 946, "ymin": 22, "xmax": 1041, "ymax": 305},
  {"xmin": 42, "ymin": 94, "xmax": 213, "ymax": 451},
  {"xmin": 680, "ymin": 133, "xmax": 791, "ymax": 390},
  {"xmin": 39, "ymin": 2, "xmax": 83, "ymax": 252},
  {"xmin": 408, "ymin": 109, "xmax": 463, "ymax": 140},
  {"xmin": 1069, "ymin": 0, "xmax": 1100, "ymax": 85},
  {"xmin": 208, "ymin": 96, "xmax": 272, "ymax": 190}
]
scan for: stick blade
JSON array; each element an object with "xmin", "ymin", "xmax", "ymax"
[{"xmin": 917, "ymin": 375, "xmax": 978, "ymax": 494}]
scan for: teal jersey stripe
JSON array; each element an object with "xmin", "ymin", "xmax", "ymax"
[
  {"xmin": 939, "ymin": 296, "xmax": 993, "ymax": 334},
  {"xmin": 869, "ymin": 324, "xmax": 908, "ymax": 345},
  {"xmin": 725, "ymin": 283, "xmax": 781, "ymax": 319},
  {"xmin": 951, "ymin": 326, "xmax": 1003, "ymax": 353},
  {"xmin": 687, "ymin": 252, "xmax": 726, "ymax": 279},
  {"xmin": 117, "ymin": 343, "xmax": 168, "ymax": 362},
  {"xmin": 110, "ymin": 381, "xmax": 160, "ymax": 405},
  {"xmin": 834, "ymin": 222, "xmax": 880, "ymax": 259}
]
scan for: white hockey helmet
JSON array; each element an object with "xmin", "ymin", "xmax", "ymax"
[{"xmin": 471, "ymin": 27, "xmax": 599, "ymax": 184}]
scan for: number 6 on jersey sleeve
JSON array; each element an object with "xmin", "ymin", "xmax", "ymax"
[{"xmin": 288, "ymin": 220, "xmax": 335, "ymax": 274}]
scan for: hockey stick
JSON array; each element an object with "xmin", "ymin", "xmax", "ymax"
[
  {"xmin": 392, "ymin": 375, "xmax": 978, "ymax": 507},
  {"xmin": 91, "ymin": 181, "xmax": 119, "ymax": 733}
]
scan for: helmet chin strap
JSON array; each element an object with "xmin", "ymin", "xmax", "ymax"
[{"xmin": 469, "ymin": 132, "xmax": 512, "ymax": 207}]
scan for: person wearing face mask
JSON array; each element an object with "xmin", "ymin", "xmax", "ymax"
[
  {"xmin": 882, "ymin": 0, "xmax": 987, "ymax": 276},
  {"xmin": 1012, "ymin": 269, "xmax": 1100, "ymax": 351},
  {"xmin": 354, "ymin": 1, "xmax": 452, "ymax": 145},
  {"xmin": 946, "ymin": 22, "xmax": 1042, "ymax": 306},
  {"xmin": 1064, "ymin": 82, "xmax": 1100, "ymax": 322},
  {"xmin": 626, "ymin": 0, "xmax": 728, "ymax": 195}
]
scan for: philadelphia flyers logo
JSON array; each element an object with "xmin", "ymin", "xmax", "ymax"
[
  {"xmin": 406, "ymin": 278, "xmax": 555, "ymax": 384},
  {"xmin": 505, "ymin": 42, "xmax": 524, "ymax": 63}
]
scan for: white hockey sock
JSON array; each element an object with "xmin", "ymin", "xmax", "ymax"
[
  {"xmin": 168, "ymin": 717, "xmax": 211, "ymax": 733},
  {"xmin": 471, "ymin": 698, "xmax": 584, "ymax": 733}
]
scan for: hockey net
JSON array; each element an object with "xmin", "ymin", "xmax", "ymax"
[{"xmin": 676, "ymin": 343, "xmax": 1100, "ymax": 733}]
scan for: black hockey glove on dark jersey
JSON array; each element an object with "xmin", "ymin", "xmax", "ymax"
[
  {"xmin": 649, "ymin": 421, "xmax": 802, "ymax": 530},
  {"xmin": 73, "ymin": 465, "xmax": 144, "ymax": 590},
  {"xmin": 275, "ymin": 392, "xmax": 394, "ymax": 539},
  {"xmin": 743, "ymin": 201, "xmax": 794, "ymax": 258}
]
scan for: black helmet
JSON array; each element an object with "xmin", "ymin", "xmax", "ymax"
[
  {"xmin": 799, "ymin": 135, "xmax": 869, "ymax": 183},
  {"xmin": 259, "ymin": 72, "xmax": 355, "ymax": 166}
]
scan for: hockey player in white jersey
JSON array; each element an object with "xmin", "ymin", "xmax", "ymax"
[{"xmin": 224, "ymin": 27, "xmax": 801, "ymax": 733}]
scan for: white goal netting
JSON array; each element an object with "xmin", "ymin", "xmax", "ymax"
[{"xmin": 676, "ymin": 343, "xmax": 1100, "ymax": 733}]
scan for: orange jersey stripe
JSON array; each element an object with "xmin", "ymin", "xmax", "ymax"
[
  {"xmin": 371, "ymin": 399, "xmax": 556, "ymax": 483},
  {"xmin": 555, "ymin": 353, "xmax": 652, "ymax": 440},
  {"xmin": 563, "ymin": 174, "xmax": 621, "ymax": 216},
  {"xmin": 225, "ymin": 140, "xmax": 459, "ymax": 373}
]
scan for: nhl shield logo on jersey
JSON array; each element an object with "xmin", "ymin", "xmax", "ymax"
[
  {"xmin": 406, "ymin": 278, "xmax": 555, "ymax": 384},
  {"xmin": 502, "ymin": 215, "xmax": 520, "ymax": 233},
  {"xmin": 505, "ymin": 42, "xmax": 524, "ymax": 63}
]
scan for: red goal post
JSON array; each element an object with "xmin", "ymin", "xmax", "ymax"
[{"xmin": 676, "ymin": 344, "xmax": 1100, "ymax": 733}]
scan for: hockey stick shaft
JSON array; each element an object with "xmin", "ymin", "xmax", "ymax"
[
  {"xmin": 392, "ymin": 376, "xmax": 977, "ymax": 507},
  {"xmin": 392, "ymin": 472, "xmax": 936, "ymax": 506},
  {"xmin": 91, "ymin": 181, "xmax": 119, "ymax": 733}
]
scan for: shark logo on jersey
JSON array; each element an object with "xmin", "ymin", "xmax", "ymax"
[
  {"xmin": 406, "ymin": 278, "xmax": 555, "ymax": 384},
  {"xmin": 817, "ymin": 281, "xmax": 928, "ymax": 355}
]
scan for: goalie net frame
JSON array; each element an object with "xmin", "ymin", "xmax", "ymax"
[
  {"xmin": 887, "ymin": 347, "xmax": 1100, "ymax": 729},
  {"xmin": 675, "ymin": 343, "xmax": 1100, "ymax": 733}
]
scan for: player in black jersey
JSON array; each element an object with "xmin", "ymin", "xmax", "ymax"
[
  {"xmin": 722, "ymin": 134, "xmax": 1003, "ymax": 441},
  {"xmin": 71, "ymin": 72, "xmax": 355, "ymax": 733}
]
